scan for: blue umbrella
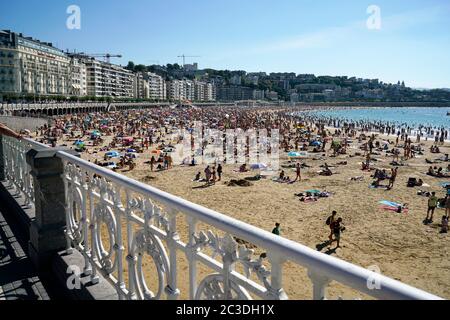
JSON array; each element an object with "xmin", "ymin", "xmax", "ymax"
[
  {"xmin": 250, "ymin": 163, "xmax": 268, "ymax": 170},
  {"xmin": 106, "ymin": 151, "xmax": 120, "ymax": 158},
  {"xmin": 288, "ymin": 151, "xmax": 301, "ymax": 157},
  {"xmin": 310, "ymin": 141, "xmax": 322, "ymax": 147}
]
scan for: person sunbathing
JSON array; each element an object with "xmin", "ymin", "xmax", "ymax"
[
  {"xmin": 279, "ymin": 170, "xmax": 286, "ymax": 180},
  {"xmin": 428, "ymin": 166, "xmax": 435, "ymax": 176},
  {"xmin": 239, "ymin": 164, "xmax": 248, "ymax": 172},
  {"xmin": 361, "ymin": 162, "xmax": 370, "ymax": 170}
]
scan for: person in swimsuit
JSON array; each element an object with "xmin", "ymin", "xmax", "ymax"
[
  {"xmin": 330, "ymin": 217, "xmax": 345, "ymax": 248},
  {"xmin": 293, "ymin": 163, "xmax": 301, "ymax": 182},
  {"xmin": 426, "ymin": 192, "xmax": 438, "ymax": 224},
  {"xmin": 326, "ymin": 211, "xmax": 337, "ymax": 241}
]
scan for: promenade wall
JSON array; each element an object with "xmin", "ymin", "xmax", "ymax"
[{"xmin": 0, "ymin": 116, "xmax": 50, "ymax": 131}]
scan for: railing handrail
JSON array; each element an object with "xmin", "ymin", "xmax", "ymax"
[
  {"xmin": 23, "ymin": 137, "xmax": 50, "ymax": 149},
  {"xmin": 56, "ymin": 149, "xmax": 442, "ymax": 300}
]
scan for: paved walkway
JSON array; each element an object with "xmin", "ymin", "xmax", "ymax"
[{"xmin": 0, "ymin": 210, "xmax": 50, "ymax": 300}]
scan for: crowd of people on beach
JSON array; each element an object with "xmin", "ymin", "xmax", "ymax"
[{"xmin": 2, "ymin": 104, "xmax": 449, "ymax": 250}]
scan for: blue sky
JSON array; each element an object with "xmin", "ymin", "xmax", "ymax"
[{"xmin": 1, "ymin": 0, "xmax": 450, "ymax": 88}]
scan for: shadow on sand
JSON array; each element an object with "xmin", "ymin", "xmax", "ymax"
[{"xmin": 316, "ymin": 240, "xmax": 339, "ymax": 255}]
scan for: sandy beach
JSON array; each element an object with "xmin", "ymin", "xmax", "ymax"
[{"xmin": 31, "ymin": 108, "xmax": 450, "ymax": 299}]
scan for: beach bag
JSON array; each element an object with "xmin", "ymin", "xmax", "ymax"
[{"xmin": 407, "ymin": 177, "xmax": 416, "ymax": 187}]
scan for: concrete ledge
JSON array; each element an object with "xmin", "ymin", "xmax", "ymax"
[
  {"xmin": 0, "ymin": 180, "xmax": 35, "ymax": 242},
  {"xmin": 0, "ymin": 179, "xmax": 118, "ymax": 300},
  {"xmin": 52, "ymin": 250, "xmax": 119, "ymax": 300}
]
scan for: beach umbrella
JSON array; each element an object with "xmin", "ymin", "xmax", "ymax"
[
  {"xmin": 106, "ymin": 151, "xmax": 120, "ymax": 158},
  {"xmin": 288, "ymin": 151, "xmax": 302, "ymax": 157},
  {"xmin": 127, "ymin": 148, "xmax": 137, "ymax": 153},
  {"xmin": 310, "ymin": 141, "xmax": 322, "ymax": 147},
  {"xmin": 306, "ymin": 189, "xmax": 321, "ymax": 195},
  {"xmin": 74, "ymin": 140, "xmax": 85, "ymax": 148},
  {"xmin": 126, "ymin": 153, "xmax": 139, "ymax": 159},
  {"xmin": 250, "ymin": 163, "xmax": 268, "ymax": 170}
]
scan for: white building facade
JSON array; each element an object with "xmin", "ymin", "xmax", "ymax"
[
  {"xmin": 147, "ymin": 72, "xmax": 166, "ymax": 100},
  {"xmin": 82, "ymin": 58, "xmax": 134, "ymax": 98},
  {"xmin": 0, "ymin": 30, "xmax": 71, "ymax": 97}
]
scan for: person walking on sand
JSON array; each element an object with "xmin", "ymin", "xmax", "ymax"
[
  {"xmin": 211, "ymin": 166, "xmax": 217, "ymax": 184},
  {"xmin": 272, "ymin": 223, "xmax": 281, "ymax": 236},
  {"xmin": 445, "ymin": 195, "xmax": 450, "ymax": 219},
  {"xmin": 425, "ymin": 192, "xmax": 438, "ymax": 224},
  {"xmin": 388, "ymin": 167, "xmax": 397, "ymax": 189},
  {"xmin": 217, "ymin": 164, "xmax": 223, "ymax": 181},
  {"xmin": 150, "ymin": 156, "xmax": 156, "ymax": 172},
  {"xmin": 204, "ymin": 165, "xmax": 211, "ymax": 184},
  {"xmin": 293, "ymin": 163, "xmax": 302, "ymax": 182},
  {"xmin": 440, "ymin": 215, "xmax": 448, "ymax": 233},
  {"xmin": 326, "ymin": 211, "xmax": 337, "ymax": 241},
  {"xmin": 330, "ymin": 217, "xmax": 345, "ymax": 248}
]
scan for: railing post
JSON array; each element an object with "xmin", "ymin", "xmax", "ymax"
[
  {"xmin": 165, "ymin": 209, "xmax": 180, "ymax": 300},
  {"xmin": 267, "ymin": 253, "xmax": 288, "ymax": 300},
  {"xmin": 186, "ymin": 216, "xmax": 198, "ymax": 300},
  {"xmin": 0, "ymin": 134, "xmax": 4, "ymax": 181},
  {"xmin": 308, "ymin": 269, "xmax": 331, "ymax": 300},
  {"xmin": 26, "ymin": 147, "xmax": 78, "ymax": 270}
]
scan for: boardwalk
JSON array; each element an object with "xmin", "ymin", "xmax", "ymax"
[{"xmin": 0, "ymin": 210, "xmax": 50, "ymax": 300}]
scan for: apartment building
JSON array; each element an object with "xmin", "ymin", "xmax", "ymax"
[
  {"xmin": 82, "ymin": 57, "xmax": 134, "ymax": 98},
  {"xmin": 133, "ymin": 72, "xmax": 150, "ymax": 99},
  {"xmin": 192, "ymin": 81, "xmax": 216, "ymax": 102},
  {"xmin": 217, "ymin": 85, "xmax": 253, "ymax": 101},
  {"xmin": 194, "ymin": 81, "xmax": 205, "ymax": 101},
  {"xmin": 147, "ymin": 72, "xmax": 166, "ymax": 100},
  {"xmin": 69, "ymin": 57, "xmax": 87, "ymax": 96},
  {"xmin": 166, "ymin": 79, "xmax": 184, "ymax": 101},
  {"xmin": 253, "ymin": 89, "xmax": 265, "ymax": 100},
  {"xmin": 0, "ymin": 30, "xmax": 71, "ymax": 96}
]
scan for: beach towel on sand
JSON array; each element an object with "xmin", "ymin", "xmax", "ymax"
[
  {"xmin": 380, "ymin": 205, "xmax": 409, "ymax": 213},
  {"xmin": 378, "ymin": 200, "xmax": 408, "ymax": 213},
  {"xmin": 379, "ymin": 200, "xmax": 404, "ymax": 207},
  {"xmin": 272, "ymin": 177, "xmax": 293, "ymax": 184},
  {"xmin": 369, "ymin": 184, "xmax": 389, "ymax": 189}
]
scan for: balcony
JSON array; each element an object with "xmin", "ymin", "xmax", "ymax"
[{"xmin": 0, "ymin": 134, "xmax": 444, "ymax": 300}]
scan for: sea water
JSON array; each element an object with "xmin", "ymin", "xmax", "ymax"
[{"xmin": 308, "ymin": 107, "xmax": 450, "ymax": 129}]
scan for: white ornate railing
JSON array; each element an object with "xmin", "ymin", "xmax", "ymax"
[
  {"xmin": 56, "ymin": 149, "xmax": 442, "ymax": 300},
  {"xmin": 1, "ymin": 136, "xmax": 49, "ymax": 207}
]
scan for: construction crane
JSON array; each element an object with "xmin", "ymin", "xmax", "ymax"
[
  {"xmin": 177, "ymin": 54, "xmax": 200, "ymax": 67},
  {"xmin": 81, "ymin": 53, "xmax": 122, "ymax": 63}
]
